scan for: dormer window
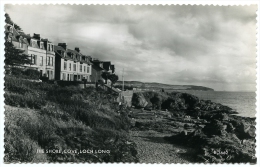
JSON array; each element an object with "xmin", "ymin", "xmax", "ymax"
[
  {"xmin": 19, "ymin": 36, "xmax": 23, "ymax": 48},
  {"xmin": 47, "ymin": 44, "xmax": 54, "ymax": 51},
  {"xmin": 40, "ymin": 42, "xmax": 44, "ymax": 49},
  {"xmin": 32, "ymin": 40, "xmax": 37, "ymax": 48}
]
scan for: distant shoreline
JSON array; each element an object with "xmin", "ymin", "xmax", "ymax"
[{"xmin": 115, "ymin": 81, "xmax": 214, "ymax": 91}]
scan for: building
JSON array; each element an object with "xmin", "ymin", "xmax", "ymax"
[
  {"xmin": 90, "ymin": 59, "xmax": 116, "ymax": 83},
  {"xmin": 26, "ymin": 34, "xmax": 55, "ymax": 80},
  {"xmin": 90, "ymin": 59, "xmax": 105, "ymax": 83},
  {"xmin": 54, "ymin": 43, "xmax": 92, "ymax": 81},
  {"xmin": 5, "ymin": 24, "xmax": 115, "ymax": 83},
  {"xmin": 4, "ymin": 25, "xmax": 55, "ymax": 80},
  {"xmin": 103, "ymin": 61, "xmax": 115, "ymax": 73},
  {"xmin": 5, "ymin": 24, "xmax": 28, "ymax": 52}
]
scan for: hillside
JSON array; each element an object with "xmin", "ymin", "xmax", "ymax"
[
  {"xmin": 115, "ymin": 81, "xmax": 214, "ymax": 91},
  {"xmin": 4, "ymin": 74, "xmax": 137, "ymax": 163}
]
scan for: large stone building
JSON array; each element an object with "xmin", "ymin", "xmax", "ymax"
[
  {"xmin": 5, "ymin": 24, "xmax": 55, "ymax": 80},
  {"xmin": 26, "ymin": 34, "xmax": 55, "ymax": 80},
  {"xmin": 5, "ymin": 24, "xmax": 116, "ymax": 82},
  {"xmin": 54, "ymin": 43, "xmax": 92, "ymax": 81}
]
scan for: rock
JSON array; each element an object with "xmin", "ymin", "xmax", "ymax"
[
  {"xmin": 226, "ymin": 122, "xmax": 235, "ymax": 133},
  {"xmin": 184, "ymin": 123, "xmax": 193, "ymax": 129},
  {"xmin": 203, "ymin": 120, "xmax": 227, "ymax": 136},
  {"xmin": 212, "ymin": 113, "xmax": 229, "ymax": 121},
  {"xmin": 132, "ymin": 92, "xmax": 149, "ymax": 108},
  {"xmin": 235, "ymin": 121, "xmax": 256, "ymax": 139}
]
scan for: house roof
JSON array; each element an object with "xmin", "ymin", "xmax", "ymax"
[
  {"xmin": 92, "ymin": 64, "xmax": 104, "ymax": 71},
  {"xmin": 103, "ymin": 61, "xmax": 111, "ymax": 71},
  {"xmin": 54, "ymin": 46, "xmax": 93, "ymax": 65}
]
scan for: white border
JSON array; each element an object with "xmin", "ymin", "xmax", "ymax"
[{"xmin": 0, "ymin": 0, "xmax": 259, "ymax": 167}]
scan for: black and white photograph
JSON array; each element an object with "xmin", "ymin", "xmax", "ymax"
[{"xmin": 2, "ymin": 3, "xmax": 258, "ymax": 164}]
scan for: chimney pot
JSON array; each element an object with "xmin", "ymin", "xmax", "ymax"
[
  {"xmin": 58, "ymin": 43, "xmax": 67, "ymax": 50},
  {"xmin": 33, "ymin": 33, "xmax": 41, "ymax": 40},
  {"xmin": 75, "ymin": 47, "xmax": 80, "ymax": 52}
]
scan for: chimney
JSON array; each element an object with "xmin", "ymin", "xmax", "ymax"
[
  {"xmin": 58, "ymin": 43, "xmax": 67, "ymax": 50},
  {"xmin": 33, "ymin": 33, "xmax": 41, "ymax": 40},
  {"xmin": 75, "ymin": 47, "xmax": 80, "ymax": 53}
]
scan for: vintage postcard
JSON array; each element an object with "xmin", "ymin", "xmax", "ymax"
[{"xmin": 1, "ymin": 2, "xmax": 259, "ymax": 165}]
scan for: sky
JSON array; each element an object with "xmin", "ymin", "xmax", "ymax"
[{"xmin": 5, "ymin": 5, "xmax": 257, "ymax": 91}]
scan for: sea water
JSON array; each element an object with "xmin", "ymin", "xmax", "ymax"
[{"xmin": 179, "ymin": 91, "xmax": 256, "ymax": 118}]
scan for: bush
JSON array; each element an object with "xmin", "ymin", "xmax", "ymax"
[
  {"xmin": 10, "ymin": 67, "xmax": 23, "ymax": 76},
  {"xmin": 23, "ymin": 69, "xmax": 40, "ymax": 80},
  {"xmin": 6, "ymin": 67, "xmax": 41, "ymax": 80}
]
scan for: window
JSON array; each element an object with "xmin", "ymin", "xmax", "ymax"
[
  {"xmin": 40, "ymin": 42, "xmax": 44, "ymax": 49},
  {"xmin": 80, "ymin": 65, "xmax": 82, "ymax": 72},
  {"xmin": 63, "ymin": 73, "xmax": 66, "ymax": 80},
  {"xmin": 31, "ymin": 54, "xmax": 36, "ymax": 65},
  {"xmin": 32, "ymin": 40, "xmax": 37, "ymax": 48},
  {"xmin": 19, "ymin": 38, "xmax": 23, "ymax": 48},
  {"xmin": 73, "ymin": 64, "xmax": 76, "ymax": 71},
  {"xmin": 51, "ymin": 57, "xmax": 53, "ymax": 66},
  {"xmin": 47, "ymin": 57, "xmax": 50, "ymax": 66},
  {"xmin": 40, "ymin": 56, "xmax": 43, "ymax": 66},
  {"xmin": 67, "ymin": 74, "xmax": 69, "ymax": 81},
  {"xmin": 64, "ymin": 61, "xmax": 67, "ymax": 70},
  {"xmin": 48, "ymin": 44, "xmax": 50, "ymax": 51},
  {"xmin": 70, "ymin": 74, "xmax": 73, "ymax": 81},
  {"xmin": 69, "ymin": 63, "xmax": 71, "ymax": 71},
  {"xmin": 19, "ymin": 42, "xmax": 23, "ymax": 48},
  {"xmin": 50, "ymin": 71, "xmax": 53, "ymax": 79},
  {"xmin": 87, "ymin": 66, "xmax": 90, "ymax": 73},
  {"xmin": 84, "ymin": 66, "xmax": 86, "ymax": 72},
  {"xmin": 51, "ymin": 45, "xmax": 54, "ymax": 51},
  {"xmin": 47, "ymin": 70, "xmax": 49, "ymax": 77}
]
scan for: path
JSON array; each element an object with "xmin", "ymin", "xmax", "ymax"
[{"xmin": 130, "ymin": 129, "xmax": 194, "ymax": 163}]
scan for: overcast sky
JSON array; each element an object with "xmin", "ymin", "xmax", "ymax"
[{"xmin": 5, "ymin": 5, "xmax": 257, "ymax": 91}]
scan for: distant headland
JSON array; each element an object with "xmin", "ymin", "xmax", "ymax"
[{"xmin": 115, "ymin": 81, "xmax": 214, "ymax": 91}]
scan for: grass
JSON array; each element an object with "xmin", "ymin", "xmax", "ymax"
[{"xmin": 4, "ymin": 75, "xmax": 133, "ymax": 162}]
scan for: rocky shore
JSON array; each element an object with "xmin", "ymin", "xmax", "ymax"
[{"xmin": 129, "ymin": 91, "xmax": 256, "ymax": 163}]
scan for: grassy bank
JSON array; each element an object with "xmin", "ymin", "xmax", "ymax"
[{"xmin": 4, "ymin": 75, "xmax": 137, "ymax": 162}]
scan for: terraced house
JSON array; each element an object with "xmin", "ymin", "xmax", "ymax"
[
  {"xmin": 54, "ymin": 43, "xmax": 92, "ymax": 81},
  {"xmin": 5, "ymin": 24, "xmax": 115, "ymax": 83},
  {"xmin": 5, "ymin": 24, "xmax": 55, "ymax": 80},
  {"xmin": 27, "ymin": 34, "xmax": 55, "ymax": 80}
]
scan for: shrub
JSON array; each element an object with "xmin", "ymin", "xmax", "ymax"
[
  {"xmin": 22, "ymin": 69, "xmax": 40, "ymax": 80},
  {"xmin": 10, "ymin": 67, "xmax": 23, "ymax": 76}
]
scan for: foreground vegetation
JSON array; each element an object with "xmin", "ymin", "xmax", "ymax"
[{"xmin": 4, "ymin": 75, "xmax": 137, "ymax": 162}]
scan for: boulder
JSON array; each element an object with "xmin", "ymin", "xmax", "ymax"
[
  {"xmin": 203, "ymin": 120, "xmax": 227, "ymax": 136},
  {"xmin": 235, "ymin": 121, "xmax": 256, "ymax": 139},
  {"xmin": 212, "ymin": 113, "xmax": 229, "ymax": 121},
  {"xmin": 132, "ymin": 93, "xmax": 148, "ymax": 108}
]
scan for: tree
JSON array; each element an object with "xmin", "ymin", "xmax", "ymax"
[
  {"xmin": 4, "ymin": 42, "xmax": 31, "ymax": 67},
  {"xmin": 5, "ymin": 13, "xmax": 22, "ymax": 31},
  {"xmin": 108, "ymin": 73, "xmax": 119, "ymax": 87}
]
